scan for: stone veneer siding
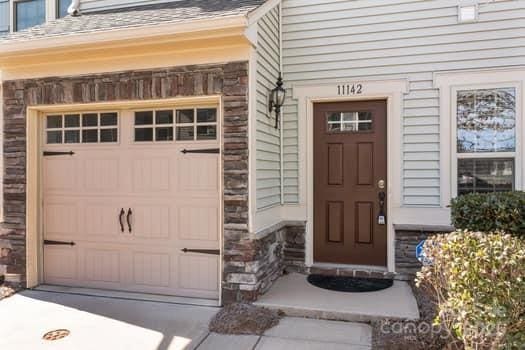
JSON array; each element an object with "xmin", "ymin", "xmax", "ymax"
[
  {"xmin": 223, "ymin": 221, "xmax": 307, "ymax": 301},
  {"xmin": 264, "ymin": 225, "xmax": 452, "ymax": 282},
  {"xmin": 394, "ymin": 229, "xmax": 447, "ymax": 281},
  {"xmin": 0, "ymin": 61, "xmax": 257, "ymax": 302}
]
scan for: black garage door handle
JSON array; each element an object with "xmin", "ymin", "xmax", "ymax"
[
  {"xmin": 181, "ymin": 248, "xmax": 220, "ymax": 255},
  {"xmin": 44, "ymin": 240, "xmax": 75, "ymax": 246}
]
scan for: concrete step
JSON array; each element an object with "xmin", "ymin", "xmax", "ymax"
[{"xmin": 254, "ymin": 273, "xmax": 420, "ymax": 323}]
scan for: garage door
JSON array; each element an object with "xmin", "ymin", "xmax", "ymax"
[{"xmin": 42, "ymin": 108, "xmax": 221, "ymax": 300}]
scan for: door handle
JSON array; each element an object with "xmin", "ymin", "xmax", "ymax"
[
  {"xmin": 181, "ymin": 248, "xmax": 220, "ymax": 255},
  {"xmin": 119, "ymin": 208, "xmax": 125, "ymax": 232},
  {"xmin": 126, "ymin": 208, "xmax": 132, "ymax": 233},
  {"xmin": 44, "ymin": 240, "xmax": 75, "ymax": 246}
]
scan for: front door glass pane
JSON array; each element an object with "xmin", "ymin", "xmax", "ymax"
[{"xmin": 327, "ymin": 111, "xmax": 372, "ymax": 132}]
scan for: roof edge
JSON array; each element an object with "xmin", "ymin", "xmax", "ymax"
[{"xmin": 0, "ymin": 15, "xmax": 248, "ymax": 56}]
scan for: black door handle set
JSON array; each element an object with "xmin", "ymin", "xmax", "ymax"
[{"xmin": 119, "ymin": 208, "xmax": 133, "ymax": 233}]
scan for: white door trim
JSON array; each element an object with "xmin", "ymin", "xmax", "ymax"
[{"xmin": 292, "ymin": 79, "xmax": 408, "ymax": 272}]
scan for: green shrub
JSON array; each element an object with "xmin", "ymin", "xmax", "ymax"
[
  {"xmin": 450, "ymin": 192, "xmax": 525, "ymax": 237},
  {"xmin": 416, "ymin": 231, "xmax": 525, "ymax": 349}
]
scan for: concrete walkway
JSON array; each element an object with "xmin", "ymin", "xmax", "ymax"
[
  {"xmin": 200, "ymin": 317, "xmax": 371, "ymax": 350},
  {"xmin": 255, "ymin": 273, "xmax": 419, "ymax": 322},
  {"xmin": 0, "ymin": 290, "xmax": 372, "ymax": 350}
]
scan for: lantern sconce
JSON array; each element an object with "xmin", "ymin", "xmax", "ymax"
[{"xmin": 269, "ymin": 73, "xmax": 286, "ymax": 129}]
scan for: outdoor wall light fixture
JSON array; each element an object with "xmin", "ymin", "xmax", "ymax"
[{"xmin": 269, "ymin": 73, "xmax": 286, "ymax": 129}]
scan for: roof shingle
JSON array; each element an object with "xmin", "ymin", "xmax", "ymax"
[{"xmin": 0, "ymin": 0, "xmax": 266, "ymax": 43}]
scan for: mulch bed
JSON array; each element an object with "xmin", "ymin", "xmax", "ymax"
[
  {"xmin": 371, "ymin": 281, "xmax": 463, "ymax": 350},
  {"xmin": 0, "ymin": 285, "xmax": 18, "ymax": 300},
  {"xmin": 209, "ymin": 303, "xmax": 282, "ymax": 335},
  {"xmin": 0, "ymin": 275, "xmax": 21, "ymax": 301}
]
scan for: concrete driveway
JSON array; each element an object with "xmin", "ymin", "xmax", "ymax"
[{"xmin": 0, "ymin": 290, "xmax": 372, "ymax": 350}]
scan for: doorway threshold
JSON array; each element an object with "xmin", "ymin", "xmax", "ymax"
[
  {"xmin": 33, "ymin": 284, "xmax": 220, "ymax": 307},
  {"xmin": 312, "ymin": 263, "xmax": 388, "ymax": 272}
]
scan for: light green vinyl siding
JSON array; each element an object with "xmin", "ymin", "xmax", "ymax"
[
  {"xmin": 282, "ymin": 0, "xmax": 525, "ymax": 206},
  {"xmin": 256, "ymin": 6, "xmax": 282, "ymax": 209}
]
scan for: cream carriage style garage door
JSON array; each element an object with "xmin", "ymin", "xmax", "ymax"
[{"xmin": 42, "ymin": 107, "xmax": 221, "ymax": 300}]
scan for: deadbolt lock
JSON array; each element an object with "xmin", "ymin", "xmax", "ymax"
[{"xmin": 378, "ymin": 180, "xmax": 386, "ymax": 189}]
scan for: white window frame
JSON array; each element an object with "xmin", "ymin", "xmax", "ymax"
[
  {"xmin": 326, "ymin": 111, "xmax": 373, "ymax": 133},
  {"xmin": 55, "ymin": 0, "xmax": 67, "ymax": 19},
  {"xmin": 452, "ymin": 84, "xmax": 519, "ymax": 196},
  {"xmin": 0, "ymin": 0, "xmax": 10, "ymax": 34},
  {"xmin": 435, "ymin": 68, "xmax": 525, "ymax": 207},
  {"xmin": 10, "ymin": 0, "xmax": 53, "ymax": 33},
  {"xmin": 131, "ymin": 106, "xmax": 219, "ymax": 144},
  {"xmin": 44, "ymin": 111, "xmax": 120, "ymax": 145}
]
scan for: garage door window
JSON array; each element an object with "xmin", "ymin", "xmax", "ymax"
[
  {"xmin": 135, "ymin": 110, "xmax": 174, "ymax": 142},
  {"xmin": 177, "ymin": 108, "xmax": 217, "ymax": 141},
  {"xmin": 46, "ymin": 112, "xmax": 118, "ymax": 144},
  {"xmin": 135, "ymin": 108, "xmax": 217, "ymax": 142}
]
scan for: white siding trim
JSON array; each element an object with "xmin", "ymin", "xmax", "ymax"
[
  {"xmin": 279, "ymin": 1, "xmax": 284, "ymax": 205},
  {"xmin": 435, "ymin": 67, "xmax": 525, "ymax": 207},
  {"xmin": 248, "ymin": 45, "xmax": 258, "ymax": 233},
  {"xmin": 292, "ymin": 78, "xmax": 407, "ymax": 272},
  {"xmin": 0, "ymin": 82, "xmax": 3, "ymax": 222},
  {"xmin": 247, "ymin": 0, "xmax": 281, "ymax": 25}
]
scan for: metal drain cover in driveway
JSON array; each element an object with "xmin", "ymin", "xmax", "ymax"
[
  {"xmin": 307, "ymin": 274, "xmax": 393, "ymax": 293},
  {"xmin": 42, "ymin": 329, "xmax": 70, "ymax": 341}
]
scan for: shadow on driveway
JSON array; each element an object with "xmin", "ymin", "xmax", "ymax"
[{"xmin": 0, "ymin": 290, "xmax": 219, "ymax": 350}]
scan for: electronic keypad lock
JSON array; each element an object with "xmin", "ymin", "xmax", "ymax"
[{"xmin": 378, "ymin": 191, "xmax": 386, "ymax": 225}]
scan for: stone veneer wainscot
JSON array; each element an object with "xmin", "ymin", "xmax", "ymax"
[{"xmin": 0, "ymin": 61, "xmax": 268, "ymax": 303}]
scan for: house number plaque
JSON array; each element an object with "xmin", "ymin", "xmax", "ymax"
[{"xmin": 337, "ymin": 83, "xmax": 363, "ymax": 96}]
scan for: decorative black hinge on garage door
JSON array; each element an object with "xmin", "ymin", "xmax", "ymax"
[
  {"xmin": 181, "ymin": 248, "xmax": 220, "ymax": 255},
  {"xmin": 43, "ymin": 151, "xmax": 75, "ymax": 157},
  {"xmin": 181, "ymin": 148, "xmax": 220, "ymax": 154},
  {"xmin": 44, "ymin": 240, "xmax": 75, "ymax": 246}
]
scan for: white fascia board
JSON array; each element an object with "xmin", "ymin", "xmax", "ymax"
[
  {"xmin": 0, "ymin": 15, "xmax": 248, "ymax": 56},
  {"xmin": 244, "ymin": 22, "xmax": 258, "ymax": 47},
  {"xmin": 244, "ymin": 0, "xmax": 280, "ymax": 49}
]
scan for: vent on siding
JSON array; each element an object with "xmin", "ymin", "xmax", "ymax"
[{"xmin": 458, "ymin": 5, "xmax": 478, "ymax": 23}]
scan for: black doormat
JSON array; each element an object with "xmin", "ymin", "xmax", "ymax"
[{"xmin": 307, "ymin": 274, "xmax": 393, "ymax": 293}]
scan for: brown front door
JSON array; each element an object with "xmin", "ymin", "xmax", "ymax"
[{"xmin": 314, "ymin": 100, "xmax": 387, "ymax": 266}]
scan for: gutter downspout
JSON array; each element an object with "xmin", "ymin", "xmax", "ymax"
[{"xmin": 68, "ymin": 0, "xmax": 81, "ymax": 16}]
